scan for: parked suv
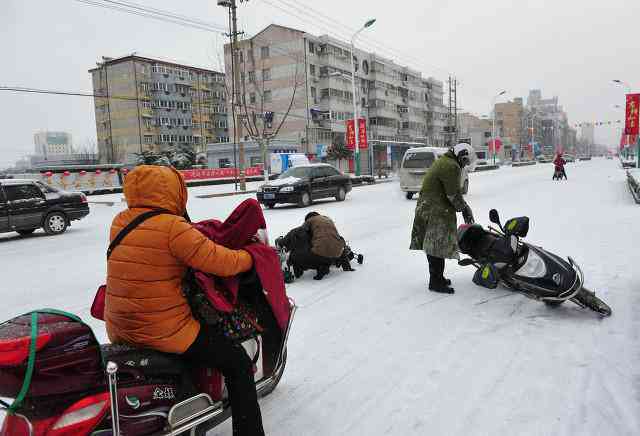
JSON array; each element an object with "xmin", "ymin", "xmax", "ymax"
[
  {"xmin": 257, "ymin": 164, "xmax": 352, "ymax": 208},
  {"xmin": 0, "ymin": 179, "xmax": 90, "ymax": 236}
]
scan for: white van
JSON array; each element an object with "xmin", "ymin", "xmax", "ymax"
[{"xmin": 399, "ymin": 147, "xmax": 470, "ymax": 199}]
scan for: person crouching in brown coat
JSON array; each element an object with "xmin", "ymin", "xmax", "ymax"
[
  {"xmin": 292, "ymin": 211, "xmax": 354, "ymax": 280},
  {"xmin": 105, "ymin": 165, "xmax": 265, "ymax": 436}
]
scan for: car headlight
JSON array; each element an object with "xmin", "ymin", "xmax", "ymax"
[{"xmin": 280, "ymin": 186, "xmax": 294, "ymax": 193}]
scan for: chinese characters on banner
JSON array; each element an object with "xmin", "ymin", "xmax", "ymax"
[
  {"xmin": 346, "ymin": 119, "xmax": 356, "ymax": 150},
  {"xmin": 625, "ymin": 94, "xmax": 640, "ymax": 135},
  {"xmin": 346, "ymin": 119, "xmax": 368, "ymax": 150}
]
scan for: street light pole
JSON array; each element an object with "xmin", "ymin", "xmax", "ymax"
[
  {"xmin": 350, "ymin": 18, "xmax": 376, "ymax": 176},
  {"xmin": 491, "ymin": 90, "xmax": 507, "ymax": 165}
]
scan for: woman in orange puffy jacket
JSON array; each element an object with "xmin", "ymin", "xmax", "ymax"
[{"xmin": 106, "ymin": 165, "xmax": 264, "ymax": 436}]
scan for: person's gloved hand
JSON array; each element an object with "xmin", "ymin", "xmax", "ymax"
[
  {"xmin": 275, "ymin": 236, "xmax": 285, "ymax": 249},
  {"xmin": 462, "ymin": 205, "xmax": 475, "ymax": 224}
]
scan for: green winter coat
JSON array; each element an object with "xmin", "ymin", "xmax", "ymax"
[{"xmin": 410, "ymin": 151, "xmax": 467, "ymax": 259}]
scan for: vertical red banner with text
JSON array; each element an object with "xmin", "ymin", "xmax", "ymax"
[
  {"xmin": 625, "ymin": 94, "xmax": 640, "ymax": 135},
  {"xmin": 346, "ymin": 119, "xmax": 356, "ymax": 150},
  {"xmin": 358, "ymin": 118, "xmax": 368, "ymax": 149}
]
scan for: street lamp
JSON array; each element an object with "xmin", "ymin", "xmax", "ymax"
[
  {"xmin": 350, "ymin": 18, "xmax": 376, "ymax": 176},
  {"xmin": 491, "ymin": 90, "xmax": 507, "ymax": 164}
]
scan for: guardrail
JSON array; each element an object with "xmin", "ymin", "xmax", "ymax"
[
  {"xmin": 512, "ymin": 161, "xmax": 537, "ymax": 167},
  {"xmin": 627, "ymin": 170, "xmax": 640, "ymax": 204}
]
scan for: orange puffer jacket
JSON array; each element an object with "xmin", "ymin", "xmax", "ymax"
[{"xmin": 105, "ymin": 165, "xmax": 253, "ymax": 354}]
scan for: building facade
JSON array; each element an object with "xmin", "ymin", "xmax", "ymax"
[
  {"xmin": 89, "ymin": 55, "xmax": 228, "ymax": 164},
  {"xmin": 494, "ymin": 98, "xmax": 525, "ymax": 159},
  {"xmin": 34, "ymin": 131, "xmax": 73, "ymax": 158},
  {"xmin": 217, "ymin": 24, "xmax": 447, "ymax": 171},
  {"xmin": 457, "ymin": 113, "xmax": 492, "ymax": 153},
  {"xmin": 526, "ymin": 89, "xmax": 575, "ymax": 155}
]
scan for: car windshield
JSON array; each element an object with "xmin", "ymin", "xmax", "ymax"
[
  {"xmin": 36, "ymin": 182, "xmax": 60, "ymax": 193},
  {"xmin": 279, "ymin": 167, "xmax": 311, "ymax": 179},
  {"xmin": 403, "ymin": 152, "xmax": 435, "ymax": 169}
]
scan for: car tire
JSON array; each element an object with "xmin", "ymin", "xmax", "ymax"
[
  {"xmin": 405, "ymin": 192, "xmax": 414, "ymax": 200},
  {"xmin": 43, "ymin": 212, "xmax": 68, "ymax": 235},
  {"xmin": 335, "ymin": 186, "xmax": 347, "ymax": 202},
  {"xmin": 17, "ymin": 228, "xmax": 37, "ymax": 236},
  {"xmin": 298, "ymin": 191, "xmax": 312, "ymax": 208},
  {"xmin": 462, "ymin": 179, "xmax": 469, "ymax": 195}
]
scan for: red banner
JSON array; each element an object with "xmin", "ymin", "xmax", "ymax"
[
  {"xmin": 488, "ymin": 138, "xmax": 502, "ymax": 153},
  {"xmin": 625, "ymin": 94, "xmax": 640, "ymax": 135},
  {"xmin": 346, "ymin": 119, "xmax": 356, "ymax": 150},
  {"xmin": 358, "ymin": 118, "xmax": 368, "ymax": 149},
  {"xmin": 346, "ymin": 119, "xmax": 368, "ymax": 150},
  {"xmin": 180, "ymin": 166, "xmax": 262, "ymax": 181}
]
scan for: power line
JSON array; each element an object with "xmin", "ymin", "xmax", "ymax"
[{"xmin": 74, "ymin": 0, "xmax": 227, "ymax": 33}]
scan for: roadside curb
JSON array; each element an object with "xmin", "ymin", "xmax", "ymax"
[
  {"xmin": 474, "ymin": 165, "xmax": 500, "ymax": 172},
  {"xmin": 196, "ymin": 190, "xmax": 257, "ymax": 199},
  {"xmin": 512, "ymin": 161, "xmax": 537, "ymax": 168},
  {"xmin": 627, "ymin": 170, "xmax": 640, "ymax": 204}
]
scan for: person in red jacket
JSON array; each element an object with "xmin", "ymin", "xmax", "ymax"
[{"xmin": 553, "ymin": 153, "xmax": 567, "ymax": 180}]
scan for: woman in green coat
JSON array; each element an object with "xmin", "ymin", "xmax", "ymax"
[{"xmin": 410, "ymin": 143, "xmax": 475, "ymax": 294}]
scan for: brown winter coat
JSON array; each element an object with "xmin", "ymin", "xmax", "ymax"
[
  {"xmin": 105, "ymin": 165, "xmax": 253, "ymax": 354},
  {"xmin": 305, "ymin": 215, "xmax": 345, "ymax": 259}
]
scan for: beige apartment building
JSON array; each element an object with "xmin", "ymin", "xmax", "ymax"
[
  {"xmin": 89, "ymin": 55, "xmax": 228, "ymax": 164},
  {"xmin": 212, "ymin": 24, "xmax": 447, "ymax": 171}
]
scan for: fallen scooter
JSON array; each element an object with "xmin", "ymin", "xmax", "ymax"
[{"xmin": 457, "ymin": 209, "xmax": 612, "ymax": 317}]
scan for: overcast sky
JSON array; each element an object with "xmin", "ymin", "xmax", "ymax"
[{"xmin": 2, "ymin": 0, "xmax": 638, "ymax": 168}]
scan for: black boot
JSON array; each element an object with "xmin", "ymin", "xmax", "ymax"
[
  {"xmin": 313, "ymin": 265, "xmax": 330, "ymax": 281},
  {"xmin": 429, "ymin": 278, "xmax": 455, "ymax": 294},
  {"xmin": 427, "ymin": 255, "xmax": 454, "ymax": 294},
  {"xmin": 293, "ymin": 265, "xmax": 304, "ymax": 278}
]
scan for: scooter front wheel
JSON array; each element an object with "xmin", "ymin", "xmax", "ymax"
[{"xmin": 573, "ymin": 288, "xmax": 612, "ymax": 317}]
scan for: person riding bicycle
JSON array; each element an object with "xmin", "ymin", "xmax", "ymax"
[{"xmin": 105, "ymin": 165, "xmax": 265, "ymax": 436}]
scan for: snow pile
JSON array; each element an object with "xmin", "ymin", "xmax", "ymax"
[{"xmin": 1, "ymin": 159, "xmax": 639, "ymax": 435}]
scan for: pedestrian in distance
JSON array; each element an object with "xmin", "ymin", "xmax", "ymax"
[
  {"xmin": 410, "ymin": 143, "xmax": 475, "ymax": 294},
  {"xmin": 553, "ymin": 152, "xmax": 568, "ymax": 180}
]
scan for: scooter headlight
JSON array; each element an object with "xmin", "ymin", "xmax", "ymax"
[{"xmin": 515, "ymin": 249, "xmax": 546, "ymax": 278}]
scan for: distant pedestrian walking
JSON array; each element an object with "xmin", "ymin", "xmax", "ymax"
[{"xmin": 553, "ymin": 153, "xmax": 567, "ymax": 180}]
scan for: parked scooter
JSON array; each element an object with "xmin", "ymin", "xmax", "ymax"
[
  {"xmin": 457, "ymin": 209, "xmax": 612, "ymax": 317},
  {"xmin": 0, "ymin": 278, "xmax": 296, "ymax": 435}
]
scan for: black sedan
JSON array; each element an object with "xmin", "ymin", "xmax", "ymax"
[
  {"xmin": 0, "ymin": 179, "xmax": 90, "ymax": 236},
  {"xmin": 257, "ymin": 164, "xmax": 352, "ymax": 208}
]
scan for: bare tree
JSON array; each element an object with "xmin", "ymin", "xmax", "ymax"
[{"xmin": 218, "ymin": 38, "xmax": 305, "ymax": 182}]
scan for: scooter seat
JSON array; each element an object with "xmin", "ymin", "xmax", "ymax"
[{"xmin": 101, "ymin": 343, "xmax": 187, "ymax": 378}]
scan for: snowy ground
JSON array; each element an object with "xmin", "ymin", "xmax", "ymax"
[{"xmin": 1, "ymin": 159, "xmax": 639, "ymax": 435}]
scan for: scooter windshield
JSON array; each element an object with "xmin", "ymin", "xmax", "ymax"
[{"xmin": 515, "ymin": 249, "xmax": 547, "ymax": 278}]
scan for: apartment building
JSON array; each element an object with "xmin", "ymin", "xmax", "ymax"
[
  {"xmin": 494, "ymin": 97, "xmax": 525, "ymax": 159},
  {"xmin": 89, "ymin": 55, "xmax": 229, "ymax": 164},
  {"xmin": 457, "ymin": 113, "xmax": 492, "ymax": 151},
  {"xmin": 526, "ymin": 89, "xmax": 575, "ymax": 155},
  {"xmin": 216, "ymin": 24, "xmax": 447, "ymax": 171},
  {"xmin": 34, "ymin": 131, "xmax": 73, "ymax": 158}
]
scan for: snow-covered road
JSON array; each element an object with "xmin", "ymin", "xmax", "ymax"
[{"xmin": 2, "ymin": 159, "xmax": 639, "ymax": 435}]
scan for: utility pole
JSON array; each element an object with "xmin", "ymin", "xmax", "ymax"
[
  {"xmin": 446, "ymin": 76, "xmax": 458, "ymax": 147},
  {"xmin": 219, "ymin": 0, "xmax": 246, "ymax": 190}
]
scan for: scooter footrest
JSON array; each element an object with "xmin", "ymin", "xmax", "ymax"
[{"xmin": 167, "ymin": 393, "xmax": 219, "ymax": 429}]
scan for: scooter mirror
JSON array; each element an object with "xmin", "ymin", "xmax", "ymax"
[
  {"xmin": 489, "ymin": 209, "xmax": 501, "ymax": 226},
  {"xmin": 458, "ymin": 258, "xmax": 476, "ymax": 267}
]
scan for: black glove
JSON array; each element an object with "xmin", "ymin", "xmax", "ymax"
[
  {"xmin": 275, "ymin": 236, "xmax": 285, "ymax": 249},
  {"xmin": 462, "ymin": 205, "xmax": 475, "ymax": 224}
]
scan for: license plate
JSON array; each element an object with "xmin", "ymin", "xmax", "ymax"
[{"xmin": 263, "ymin": 193, "xmax": 275, "ymax": 200}]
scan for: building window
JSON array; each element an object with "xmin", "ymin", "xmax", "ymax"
[
  {"xmin": 309, "ymin": 41, "xmax": 315, "ymax": 54},
  {"xmin": 311, "ymin": 87, "xmax": 317, "ymax": 101},
  {"xmin": 310, "ymin": 64, "xmax": 316, "ymax": 76},
  {"xmin": 144, "ymin": 135, "xmax": 153, "ymax": 144},
  {"xmin": 239, "ymin": 51, "xmax": 244, "ymax": 63},
  {"xmin": 250, "ymin": 92, "xmax": 256, "ymax": 104},
  {"xmin": 262, "ymin": 69, "xmax": 271, "ymax": 81},
  {"xmin": 248, "ymin": 71, "xmax": 256, "ymax": 83},
  {"xmin": 263, "ymin": 90, "xmax": 272, "ymax": 103},
  {"xmin": 261, "ymin": 46, "xmax": 270, "ymax": 59}
]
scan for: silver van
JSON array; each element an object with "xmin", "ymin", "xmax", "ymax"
[{"xmin": 400, "ymin": 147, "xmax": 470, "ymax": 199}]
